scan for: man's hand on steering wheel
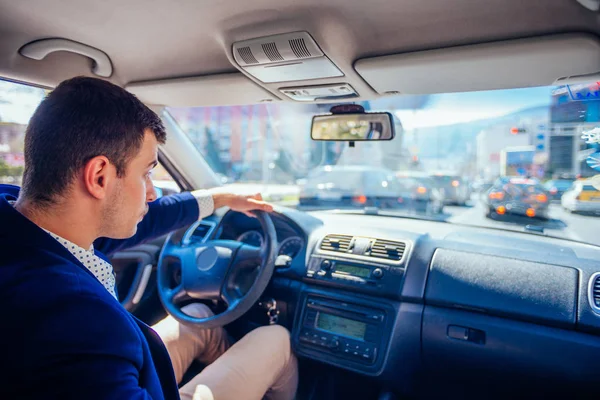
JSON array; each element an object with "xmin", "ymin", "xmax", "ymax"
[
  {"xmin": 158, "ymin": 191, "xmax": 278, "ymax": 329},
  {"xmin": 204, "ymin": 191, "xmax": 274, "ymax": 217}
]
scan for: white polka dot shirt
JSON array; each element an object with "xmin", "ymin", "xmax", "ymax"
[
  {"xmin": 40, "ymin": 191, "xmax": 215, "ymax": 300},
  {"xmin": 45, "ymin": 231, "xmax": 119, "ymax": 299}
]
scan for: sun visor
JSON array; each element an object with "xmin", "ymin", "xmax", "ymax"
[
  {"xmin": 126, "ymin": 73, "xmax": 277, "ymax": 107},
  {"xmin": 355, "ymin": 34, "xmax": 600, "ymax": 94}
]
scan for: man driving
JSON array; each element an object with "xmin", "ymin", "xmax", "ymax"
[{"xmin": 0, "ymin": 77, "xmax": 298, "ymax": 399}]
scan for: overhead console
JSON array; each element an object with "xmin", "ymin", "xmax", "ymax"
[
  {"xmin": 232, "ymin": 31, "xmax": 343, "ymax": 83},
  {"xmin": 231, "ymin": 31, "xmax": 362, "ymax": 102}
]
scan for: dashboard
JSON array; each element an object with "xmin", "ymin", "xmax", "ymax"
[
  {"xmin": 236, "ymin": 230, "xmax": 304, "ymax": 260},
  {"xmin": 181, "ymin": 207, "xmax": 600, "ymax": 398}
]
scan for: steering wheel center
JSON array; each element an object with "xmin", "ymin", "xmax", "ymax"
[{"xmin": 196, "ymin": 246, "xmax": 220, "ymax": 271}]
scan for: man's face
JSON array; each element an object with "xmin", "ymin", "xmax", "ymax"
[{"xmin": 101, "ymin": 130, "xmax": 158, "ymax": 238}]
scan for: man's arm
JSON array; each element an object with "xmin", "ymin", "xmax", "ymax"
[{"xmin": 94, "ymin": 190, "xmax": 273, "ymax": 257}]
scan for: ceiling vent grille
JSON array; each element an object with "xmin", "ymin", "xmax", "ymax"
[
  {"xmin": 369, "ymin": 239, "xmax": 406, "ymax": 261},
  {"xmin": 231, "ymin": 31, "xmax": 342, "ymax": 83},
  {"xmin": 237, "ymin": 46, "xmax": 258, "ymax": 64},
  {"xmin": 261, "ymin": 42, "xmax": 284, "ymax": 62},
  {"xmin": 320, "ymin": 234, "xmax": 353, "ymax": 253},
  {"xmin": 590, "ymin": 273, "xmax": 600, "ymax": 313},
  {"xmin": 289, "ymin": 38, "xmax": 311, "ymax": 58}
]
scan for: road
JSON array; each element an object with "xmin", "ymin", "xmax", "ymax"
[{"xmin": 445, "ymin": 196, "xmax": 599, "ymax": 246}]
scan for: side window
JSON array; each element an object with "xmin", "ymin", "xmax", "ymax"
[
  {"xmin": 0, "ymin": 80, "xmax": 46, "ymax": 186},
  {"xmin": 152, "ymin": 163, "xmax": 180, "ymax": 197},
  {"xmin": 0, "ymin": 80, "xmax": 180, "ymax": 195}
]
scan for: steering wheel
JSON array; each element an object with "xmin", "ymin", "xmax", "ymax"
[{"xmin": 157, "ymin": 211, "xmax": 277, "ymax": 329}]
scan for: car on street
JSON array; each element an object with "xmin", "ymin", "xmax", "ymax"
[
  {"xmin": 561, "ymin": 179, "xmax": 600, "ymax": 214},
  {"xmin": 485, "ymin": 177, "xmax": 550, "ymax": 219},
  {"xmin": 429, "ymin": 172, "xmax": 470, "ymax": 205},
  {"xmin": 544, "ymin": 179, "xmax": 575, "ymax": 201},
  {"xmin": 298, "ymin": 165, "xmax": 404, "ymax": 210},
  {"xmin": 395, "ymin": 172, "xmax": 444, "ymax": 214}
]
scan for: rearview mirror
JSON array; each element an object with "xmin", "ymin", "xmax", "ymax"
[{"xmin": 311, "ymin": 112, "xmax": 395, "ymax": 141}]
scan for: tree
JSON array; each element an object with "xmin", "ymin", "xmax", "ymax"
[
  {"xmin": 203, "ymin": 127, "xmax": 226, "ymax": 175},
  {"xmin": 0, "ymin": 158, "xmax": 9, "ymax": 176},
  {"xmin": 0, "ymin": 157, "xmax": 24, "ymax": 182}
]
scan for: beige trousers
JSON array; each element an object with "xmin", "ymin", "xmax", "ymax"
[{"xmin": 152, "ymin": 303, "xmax": 299, "ymax": 400}]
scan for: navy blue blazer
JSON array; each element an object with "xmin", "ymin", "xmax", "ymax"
[{"xmin": 0, "ymin": 184, "xmax": 200, "ymax": 399}]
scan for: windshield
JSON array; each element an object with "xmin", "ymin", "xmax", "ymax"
[
  {"xmin": 3, "ymin": 80, "xmax": 597, "ymax": 245},
  {"xmin": 167, "ymin": 84, "xmax": 600, "ymax": 246}
]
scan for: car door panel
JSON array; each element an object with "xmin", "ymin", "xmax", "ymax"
[{"xmin": 111, "ymin": 243, "xmax": 161, "ymax": 313}]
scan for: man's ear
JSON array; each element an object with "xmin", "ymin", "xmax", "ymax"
[{"xmin": 83, "ymin": 156, "xmax": 113, "ymax": 200}]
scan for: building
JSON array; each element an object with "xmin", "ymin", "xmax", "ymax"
[
  {"xmin": 476, "ymin": 107, "xmax": 549, "ymax": 180},
  {"xmin": 167, "ymin": 103, "xmax": 320, "ymax": 183},
  {"xmin": 548, "ymin": 84, "xmax": 600, "ymax": 178}
]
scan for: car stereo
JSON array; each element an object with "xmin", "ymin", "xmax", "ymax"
[
  {"xmin": 306, "ymin": 254, "xmax": 405, "ymax": 296},
  {"xmin": 295, "ymin": 296, "xmax": 387, "ymax": 367}
]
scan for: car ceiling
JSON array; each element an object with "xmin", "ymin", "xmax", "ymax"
[{"xmin": 0, "ymin": 0, "xmax": 598, "ymax": 105}]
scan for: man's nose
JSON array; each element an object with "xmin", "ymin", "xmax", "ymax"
[{"xmin": 147, "ymin": 182, "xmax": 158, "ymax": 203}]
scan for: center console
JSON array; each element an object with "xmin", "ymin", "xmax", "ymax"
[{"xmin": 293, "ymin": 291, "xmax": 395, "ymax": 375}]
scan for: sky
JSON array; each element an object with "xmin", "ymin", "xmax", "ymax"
[
  {"xmin": 0, "ymin": 81, "xmax": 46, "ymax": 124},
  {"xmin": 394, "ymin": 86, "xmax": 554, "ymax": 131}
]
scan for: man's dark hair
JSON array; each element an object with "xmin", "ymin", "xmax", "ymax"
[{"xmin": 21, "ymin": 76, "xmax": 166, "ymax": 205}]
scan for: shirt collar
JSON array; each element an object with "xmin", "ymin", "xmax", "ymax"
[{"xmin": 7, "ymin": 199, "xmax": 118, "ymax": 299}]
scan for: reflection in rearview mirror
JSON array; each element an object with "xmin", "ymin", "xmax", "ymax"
[{"xmin": 311, "ymin": 112, "xmax": 395, "ymax": 141}]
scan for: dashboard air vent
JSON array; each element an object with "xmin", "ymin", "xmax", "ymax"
[
  {"xmin": 590, "ymin": 273, "xmax": 600, "ymax": 313},
  {"xmin": 369, "ymin": 239, "xmax": 406, "ymax": 261},
  {"xmin": 320, "ymin": 234, "xmax": 353, "ymax": 253}
]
